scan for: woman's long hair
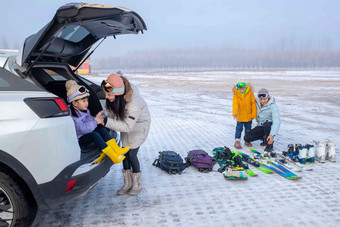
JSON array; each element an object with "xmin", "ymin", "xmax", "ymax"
[{"xmin": 106, "ymin": 95, "xmax": 127, "ymax": 120}]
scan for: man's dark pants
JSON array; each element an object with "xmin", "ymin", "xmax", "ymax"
[{"xmin": 244, "ymin": 122, "xmax": 272, "ymax": 143}]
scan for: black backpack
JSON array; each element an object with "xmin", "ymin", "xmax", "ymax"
[{"xmin": 153, "ymin": 151, "xmax": 188, "ymax": 174}]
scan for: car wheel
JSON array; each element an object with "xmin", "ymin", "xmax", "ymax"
[{"xmin": 0, "ymin": 171, "xmax": 37, "ymax": 227}]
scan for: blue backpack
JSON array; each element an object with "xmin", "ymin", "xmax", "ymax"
[{"xmin": 153, "ymin": 151, "xmax": 188, "ymax": 174}]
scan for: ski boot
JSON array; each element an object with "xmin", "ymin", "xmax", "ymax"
[
  {"xmin": 298, "ymin": 145, "xmax": 307, "ymax": 164},
  {"xmin": 223, "ymin": 166, "xmax": 248, "ymax": 180},
  {"xmin": 293, "ymin": 144, "xmax": 301, "ymax": 159},
  {"xmin": 306, "ymin": 144, "xmax": 315, "ymax": 164},
  {"xmin": 326, "ymin": 140, "xmax": 336, "ymax": 162},
  {"xmin": 315, "ymin": 141, "xmax": 327, "ymax": 163},
  {"xmin": 233, "ymin": 154, "xmax": 249, "ymax": 169},
  {"xmin": 241, "ymin": 154, "xmax": 260, "ymax": 167},
  {"xmin": 285, "ymin": 144, "xmax": 294, "ymax": 158},
  {"xmin": 283, "ymin": 144, "xmax": 293, "ymax": 157},
  {"xmin": 264, "ymin": 143, "xmax": 274, "ymax": 152},
  {"xmin": 263, "ymin": 151, "xmax": 277, "ymax": 158}
]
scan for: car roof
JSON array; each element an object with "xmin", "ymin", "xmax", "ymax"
[
  {"xmin": 0, "ymin": 49, "xmax": 19, "ymax": 68},
  {"xmin": 19, "ymin": 3, "xmax": 147, "ymax": 67}
]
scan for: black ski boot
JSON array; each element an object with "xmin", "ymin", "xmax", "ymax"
[
  {"xmin": 260, "ymin": 137, "xmax": 267, "ymax": 146},
  {"xmin": 233, "ymin": 155, "xmax": 249, "ymax": 169},
  {"xmin": 264, "ymin": 142, "xmax": 274, "ymax": 152},
  {"xmin": 241, "ymin": 154, "xmax": 261, "ymax": 167},
  {"xmin": 283, "ymin": 144, "xmax": 294, "ymax": 156}
]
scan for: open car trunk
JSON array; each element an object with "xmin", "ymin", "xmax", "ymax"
[
  {"xmin": 28, "ymin": 63, "xmax": 117, "ymax": 160},
  {"xmin": 18, "ymin": 3, "xmax": 147, "ymax": 68}
]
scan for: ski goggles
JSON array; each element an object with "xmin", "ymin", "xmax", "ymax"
[
  {"xmin": 67, "ymin": 86, "xmax": 89, "ymax": 102},
  {"xmin": 236, "ymin": 83, "xmax": 246, "ymax": 88},
  {"xmin": 258, "ymin": 93, "xmax": 269, "ymax": 99},
  {"xmin": 101, "ymin": 80, "xmax": 125, "ymax": 94}
]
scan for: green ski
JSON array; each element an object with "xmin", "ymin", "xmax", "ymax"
[
  {"xmin": 238, "ymin": 152, "xmax": 273, "ymax": 174},
  {"xmin": 250, "ymin": 149, "xmax": 301, "ymax": 180}
]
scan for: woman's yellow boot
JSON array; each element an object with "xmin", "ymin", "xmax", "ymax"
[
  {"xmin": 100, "ymin": 146, "xmax": 125, "ymax": 164},
  {"xmin": 107, "ymin": 139, "xmax": 130, "ymax": 156}
]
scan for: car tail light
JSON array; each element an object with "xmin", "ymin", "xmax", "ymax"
[
  {"xmin": 24, "ymin": 97, "xmax": 70, "ymax": 118},
  {"xmin": 65, "ymin": 179, "xmax": 76, "ymax": 192}
]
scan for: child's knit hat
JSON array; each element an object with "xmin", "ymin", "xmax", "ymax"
[{"xmin": 65, "ymin": 80, "xmax": 90, "ymax": 103}]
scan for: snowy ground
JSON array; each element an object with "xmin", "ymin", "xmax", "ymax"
[{"xmin": 33, "ymin": 70, "xmax": 340, "ymax": 226}]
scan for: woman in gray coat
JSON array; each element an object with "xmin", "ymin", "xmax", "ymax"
[{"xmin": 101, "ymin": 73, "xmax": 151, "ymax": 196}]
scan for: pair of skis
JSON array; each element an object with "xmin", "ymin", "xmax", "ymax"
[
  {"xmin": 249, "ymin": 149, "xmax": 301, "ymax": 180},
  {"xmin": 278, "ymin": 155, "xmax": 313, "ymax": 171}
]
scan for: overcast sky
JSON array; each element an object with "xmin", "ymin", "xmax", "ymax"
[{"xmin": 1, "ymin": 0, "xmax": 340, "ymax": 58}]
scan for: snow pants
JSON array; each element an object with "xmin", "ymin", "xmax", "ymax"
[{"xmin": 244, "ymin": 122, "xmax": 272, "ymax": 142}]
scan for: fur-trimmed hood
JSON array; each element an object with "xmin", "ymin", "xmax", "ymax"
[{"xmin": 121, "ymin": 76, "xmax": 134, "ymax": 103}]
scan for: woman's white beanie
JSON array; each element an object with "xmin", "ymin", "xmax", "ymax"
[{"xmin": 65, "ymin": 80, "xmax": 89, "ymax": 103}]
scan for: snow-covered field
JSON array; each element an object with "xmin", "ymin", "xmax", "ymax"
[{"xmin": 33, "ymin": 70, "xmax": 340, "ymax": 226}]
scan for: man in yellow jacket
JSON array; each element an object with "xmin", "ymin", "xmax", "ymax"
[{"xmin": 232, "ymin": 82, "xmax": 257, "ymax": 149}]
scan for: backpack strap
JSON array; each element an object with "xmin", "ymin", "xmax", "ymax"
[{"xmin": 152, "ymin": 151, "xmax": 162, "ymax": 168}]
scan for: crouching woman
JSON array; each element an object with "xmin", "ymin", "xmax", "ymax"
[{"xmin": 101, "ymin": 73, "xmax": 151, "ymax": 196}]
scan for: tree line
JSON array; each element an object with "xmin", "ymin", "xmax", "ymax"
[{"xmin": 93, "ymin": 46, "xmax": 340, "ymax": 71}]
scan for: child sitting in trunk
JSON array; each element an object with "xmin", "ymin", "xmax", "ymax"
[
  {"xmin": 65, "ymin": 80, "xmax": 129, "ymax": 164},
  {"xmin": 232, "ymin": 81, "xmax": 257, "ymax": 149}
]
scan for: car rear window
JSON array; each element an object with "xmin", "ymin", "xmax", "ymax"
[
  {"xmin": 0, "ymin": 68, "xmax": 43, "ymax": 91},
  {"xmin": 57, "ymin": 25, "xmax": 90, "ymax": 43}
]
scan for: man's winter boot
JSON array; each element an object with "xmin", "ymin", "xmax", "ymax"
[
  {"xmin": 117, "ymin": 169, "xmax": 132, "ymax": 195},
  {"xmin": 129, "ymin": 172, "xmax": 142, "ymax": 196},
  {"xmin": 315, "ymin": 141, "xmax": 326, "ymax": 163},
  {"xmin": 244, "ymin": 141, "xmax": 252, "ymax": 147},
  {"xmin": 298, "ymin": 146, "xmax": 307, "ymax": 164},
  {"xmin": 234, "ymin": 139, "xmax": 242, "ymax": 149},
  {"xmin": 264, "ymin": 142, "xmax": 274, "ymax": 152},
  {"xmin": 306, "ymin": 144, "xmax": 316, "ymax": 164},
  {"xmin": 260, "ymin": 137, "xmax": 267, "ymax": 146},
  {"xmin": 107, "ymin": 138, "xmax": 130, "ymax": 156},
  {"xmin": 326, "ymin": 141, "xmax": 336, "ymax": 162}
]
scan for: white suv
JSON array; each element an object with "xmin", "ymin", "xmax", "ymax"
[{"xmin": 0, "ymin": 3, "xmax": 146, "ymax": 226}]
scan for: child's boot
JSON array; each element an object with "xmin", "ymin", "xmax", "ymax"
[
  {"xmin": 234, "ymin": 139, "xmax": 242, "ymax": 149},
  {"xmin": 326, "ymin": 140, "xmax": 336, "ymax": 162},
  {"xmin": 117, "ymin": 169, "xmax": 132, "ymax": 195},
  {"xmin": 316, "ymin": 141, "xmax": 326, "ymax": 163},
  {"xmin": 101, "ymin": 145, "xmax": 125, "ymax": 164},
  {"xmin": 92, "ymin": 153, "xmax": 106, "ymax": 164},
  {"xmin": 107, "ymin": 138, "xmax": 130, "ymax": 156}
]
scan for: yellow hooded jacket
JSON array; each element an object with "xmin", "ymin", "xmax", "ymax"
[{"xmin": 232, "ymin": 84, "xmax": 257, "ymax": 122}]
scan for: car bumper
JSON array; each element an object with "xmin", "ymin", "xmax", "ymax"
[{"xmin": 38, "ymin": 156, "xmax": 113, "ymax": 208}]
